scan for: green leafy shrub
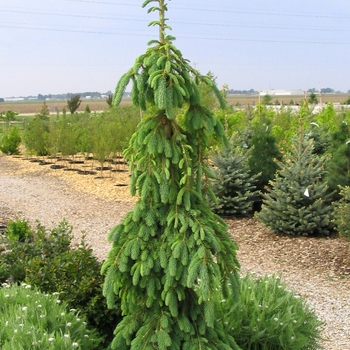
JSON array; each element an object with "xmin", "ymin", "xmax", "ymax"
[
  {"xmin": 220, "ymin": 274, "xmax": 323, "ymax": 350},
  {"xmin": 326, "ymin": 121, "xmax": 350, "ymax": 197},
  {"xmin": 2, "ymin": 110, "xmax": 18, "ymax": 122},
  {"xmin": 0, "ymin": 126, "xmax": 22, "ymax": 155},
  {"xmin": 0, "ymin": 219, "xmax": 71, "ymax": 283},
  {"xmin": 332, "ymin": 186, "xmax": 350, "ymax": 240},
  {"xmin": 23, "ymin": 117, "xmax": 50, "ymax": 156},
  {"xmin": 0, "ymin": 219, "xmax": 69, "ymax": 283},
  {"xmin": 4, "ymin": 217, "xmax": 33, "ymax": 243},
  {"xmin": 270, "ymin": 106, "xmax": 299, "ymax": 153},
  {"xmin": 211, "ymin": 146, "xmax": 260, "ymax": 217},
  {"xmin": 0, "ymin": 282, "xmax": 101, "ymax": 349},
  {"xmin": 315, "ymin": 102, "xmax": 337, "ymax": 132},
  {"xmin": 55, "ymin": 115, "xmax": 78, "ymax": 161},
  {"xmin": 0, "ymin": 219, "xmax": 121, "ymax": 348}
]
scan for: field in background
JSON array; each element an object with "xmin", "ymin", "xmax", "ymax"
[
  {"xmin": 0, "ymin": 99, "xmax": 132, "ymax": 115},
  {"xmin": 226, "ymin": 93, "xmax": 350, "ymax": 106},
  {"xmin": 1, "ymin": 94, "xmax": 350, "ymax": 115}
]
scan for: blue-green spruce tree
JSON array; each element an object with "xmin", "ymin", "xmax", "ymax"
[
  {"xmin": 257, "ymin": 130, "xmax": 333, "ymax": 236},
  {"xmin": 102, "ymin": 1, "xmax": 240, "ymax": 349}
]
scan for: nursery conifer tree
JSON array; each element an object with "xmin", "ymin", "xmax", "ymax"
[
  {"xmin": 257, "ymin": 121, "xmax": 333, "ymax": 236},
  {"xmin": 248, "ymin": 108, "xmax": 282, "ymax": 192},
  {"xmin": 102, "ymin": 1, "xmax": 240, "ymax": 349},
  {"xmin": 246, "ymin": 106, "xmax": 282, "ymax": 211},
  {"xmin": 211, "ymin": 146, "xmax": 260, "ymax": 217},
  {"xmin": 67, "ymin": 94, "xmax": 82, "ymax": 114}
]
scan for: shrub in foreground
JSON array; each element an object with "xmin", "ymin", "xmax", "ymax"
[
  {"xmin": 0, "ymin": 218, "xmax": 121, "ymax": 348},
  {"xmin": 4, "ymin": 217, "xmax": 33, "ymax": 243},
  {"xmin": 219, "ymin": 274, "xmax": 323, "ymax": 350},
  {"xmin": 0, "ymin": 282, "xmax": 101, "ymax": 349}
]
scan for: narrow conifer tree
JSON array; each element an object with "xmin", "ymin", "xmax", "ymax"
[
  {"xmin": 102, "ymin": 1, "xmax": 240, "ymax": 349},
  {"xmin": 257, "ymin": 122, "xmax": 333, "ymax": 236},
  {"xmin": 246, "ymin": 106, "xmax": 282, "ymax": 211}
]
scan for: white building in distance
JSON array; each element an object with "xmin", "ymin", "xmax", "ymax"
[
  {"xmin": 260, "ymin": 89, "xmax": 305, "ymax": 96},
  {"xmin": 4, "ymin": 97, "xmax": 25, "ymax": 102}
]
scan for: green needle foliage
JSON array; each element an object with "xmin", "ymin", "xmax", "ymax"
[
  {"xmin": 248, "ymin": 107, "xmax": 282, "ymax": 194},
  {"xmin": 0, "ymin": 283, "xmax": 101, "ymax": 349},
  {"xmin": 332, "ymin": 186, "xmax": 350, "ymax": 240},
  {"xmin": 219, "ymin": 274, "xmax": 323, "ymax": 350},
  {"xmin": 257, "ymin": 130, "xmax": 333, "ymax": 237},
  {"xmin": 326, "ymin": 121, "xmax": 350, "ymax": 197},
  {"xmin": 67, "ymin": 94, "xmax": 82, "ymax": 114},
  {"xmin": 211, "ymin": 146, "xmax": 260, "ymax": 217},
  {"xmin": 102, "ymin": 1, "xmax": 240, "ymax": 349}
]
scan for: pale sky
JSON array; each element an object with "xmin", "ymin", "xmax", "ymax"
[{"xmin": 1, "ymin": 0, "xmax": 350, "ymax": 97}]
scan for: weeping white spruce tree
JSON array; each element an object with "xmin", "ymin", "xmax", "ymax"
[{"xmin": 102, "ymin": 1, "xmax": 240, "ymax": 349}]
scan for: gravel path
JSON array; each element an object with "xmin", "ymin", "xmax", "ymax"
[
  {"xmin": 0, "ymin": 155, "xmax": 349, "ymax": 349},
  {"xmin": 0, "ymin": 156, "xmax": 133, "ymax": 259}
]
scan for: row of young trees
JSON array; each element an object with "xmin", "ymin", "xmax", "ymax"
[
  {"xmin": 2, "ymin": 92, "xmax": 350, "ymax": 210},
  {"xmin": 2, "ymin": 92, "xmax": 350, "ymax": 238},
  {"xmin": 21, "ymin": 106, "xmax": 140, "ymax": 167}
]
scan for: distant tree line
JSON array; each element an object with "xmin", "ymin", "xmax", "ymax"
[
  {"xmin": 227, "ymin": 87, "xmax": 345, "ymax": 95},
  {"xmin": 308, "ymin": 87, "xmax": 339, "ymax": 94},
  {"xmin": 228, "ymin": 88, "xmax": 257, "ymax": 95},
  {"xmin": 35, "ymin": 91, "xmax": 113, "ymax": 101}
]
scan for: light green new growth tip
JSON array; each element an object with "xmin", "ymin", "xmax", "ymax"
[{"xmin": 112, "ymin": 0, "xmax": 226, "ymax": 118}]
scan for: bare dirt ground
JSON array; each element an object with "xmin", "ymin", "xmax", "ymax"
[{"xmin": 0, "ymin": 155, "xmax": 349, "ymax": 349}]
